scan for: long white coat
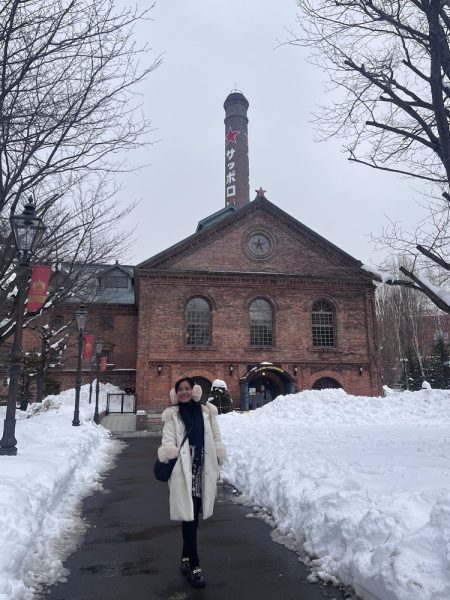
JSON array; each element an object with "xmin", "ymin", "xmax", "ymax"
[{"xmin": 157, "ymin": 402, "xmax": 226, "ymax": 522}]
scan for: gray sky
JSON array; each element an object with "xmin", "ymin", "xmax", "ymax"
[{"xmin": 117, "ymin": 0, "xmax": 426, "ymax": 267}]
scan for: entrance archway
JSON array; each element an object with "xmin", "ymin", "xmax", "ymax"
[
  {"xmin": 240, "ymin": 363, "xmax": 293, "ymax": 410},
  {"xmin": 312, "ymin": 377, "xmax": 342, "ymax": 390},
  {"xmin": 192, "ymin": 376, "xmax": 212, "ymax": 402}
]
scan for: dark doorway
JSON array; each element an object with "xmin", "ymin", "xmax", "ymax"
[
  {"xmin": 193, "ymin": 376, "xmax": 212, "ymax": 403},
  {"xmin": 312, "ymin": 377, "xmax": 342, "ymax": 390},
  {"xmin": 240, "ymin": 364, "xmax": 293, "ymax": 410}
]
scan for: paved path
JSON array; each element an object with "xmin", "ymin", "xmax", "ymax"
[{"xmin": 44, "ymin": 438, "xmax": 350, "ymax": 600}]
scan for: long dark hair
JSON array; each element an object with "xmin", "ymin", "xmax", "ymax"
[
  {"xmin": 175, "ymin": 377, "xmax": 196, "ymax": 392},
  {"xmin": 175, "ymin": 377, "xmax": 200, "ymax": 431}
]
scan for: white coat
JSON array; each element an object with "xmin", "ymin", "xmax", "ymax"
[{"xmin": 157, "ymin": 402, "xmax": 226, "ymax": 522}]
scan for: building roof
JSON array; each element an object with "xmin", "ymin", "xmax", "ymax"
[
  {"xmin": 196, "ymin": 204, "xmax": 237, "ymax": 232},
  {"xmin": 61, "ymin": 262, "xmax": 135, "ymax": 305},
  {"xmin": 137, "ymin": 196, "xmax": 370, "ymax": 280}
]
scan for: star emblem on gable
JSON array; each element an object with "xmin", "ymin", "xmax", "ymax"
[
  {"xmin": 254, "ymin": 238, "xmax": 265, "ymax": 252},
  {"xmin": 225, "ymin": 127, "xmax": 239, "ymax": 144}
]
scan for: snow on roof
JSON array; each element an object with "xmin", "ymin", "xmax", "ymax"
[{"xmin": 361, "ymin": 264, "xmax": 395, "ymax": 283}]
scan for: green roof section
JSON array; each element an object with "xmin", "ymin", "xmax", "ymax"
[{"xmin": 196, "ymin": 204, "xmax": 237, "ymax": 232}]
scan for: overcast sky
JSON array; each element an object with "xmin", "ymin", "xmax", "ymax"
[{"xmin": 116, "ymin": 0, "xmax": 427, "ymax": 268}]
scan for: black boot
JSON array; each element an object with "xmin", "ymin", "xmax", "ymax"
[
  {"xmin": 181, "ymin": 557, "xmax": 190, "ymax": 577},
  {"xmin": 188, "ymin": 566, "xmax": 206, "ymax": 588}
]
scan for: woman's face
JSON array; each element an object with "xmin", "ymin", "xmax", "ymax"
[{"xmin": 177, "ymin": 381, "xmax": 193, "ymax": 403}]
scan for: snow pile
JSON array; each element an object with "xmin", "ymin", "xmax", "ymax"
[
  {"xmin": 219, "ymin": 388, "xmax": 450, "ymax": 600},
  {"xmin": 0, "ymin": 384, "xmax": 123, "ymax": 600}
]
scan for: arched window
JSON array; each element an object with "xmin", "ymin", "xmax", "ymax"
[
  {"xmin": 312, "ymin": 300, "xmax": 335, "ymax": 347},
  {"xmin": 186, "ymin": 297, "xmax": 211, "ymax": 346},
  {"xmin": 312, "ymin": 377, "xmax": 342, "ymax": 390},
  {"xmin": 250, "ymin": 299, "xmax": 273, "ymax": 346}
]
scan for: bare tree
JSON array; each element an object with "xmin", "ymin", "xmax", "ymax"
[
  {"xmin": 34, "ymin": 321, "xmax": 70, "ymax": 403},
  {"xmin": 0, "ymin": 0, "xmax": 160, "ymax": 214},
  {"xmin": 291, "ymin": 0, "xmax": 450, "ymax": 310},
  {"xmin": 375, "ymin": 257, "xmax": 429, "ymax": 386},
  {"xmin": 0, "ymin": 0, "xmax": 161, "ymax": 342}
]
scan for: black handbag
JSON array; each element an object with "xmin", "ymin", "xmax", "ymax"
[{"xmin": 154, "ymin": 429, "xmax": 190, "ymax": 482}]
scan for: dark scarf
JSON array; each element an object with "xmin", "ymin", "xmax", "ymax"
[{"xmin": 178, "ymin": 400, "xmax": 204, "ymax": 466}]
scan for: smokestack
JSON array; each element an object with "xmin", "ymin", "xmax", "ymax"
[{"xmin": 224, "ymin": 91, "xmax": 250, "ymax": 208}]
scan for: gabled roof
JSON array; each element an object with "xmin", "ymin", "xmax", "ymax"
[
  {"xmin": 61, "ymin": 262, "xmax": 135, "ymax": 305},
  {"xmin": 137, "ymin": 197, "xmax": 367, "ymax": 276},
  {"xmin": 97, "ymin": 262, "xmax": 133, "ymax": 278}
]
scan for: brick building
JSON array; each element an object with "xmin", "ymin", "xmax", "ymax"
[
  {"xmin": 136, "ymin": 193, "xmax": 382, "ymax": 409},
  {"xmin": 1, "ymin": 91, "xmax": 382, "ymax": 409}
]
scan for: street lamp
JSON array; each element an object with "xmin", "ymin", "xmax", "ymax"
[
  {"xmin": 88, "ymin": 358, "xmax": 94, "ymax": 404},
  {"xmin": 88, "ymin": 350, "xmax": 96, "ymax": 404},
  {"xmin": 94, "ymin": 338, "xmax": 103, "ymax": 425},
  {"xmin": 72, "ymin": 305, "xmax": 88, "ymax": 426},
  {"xmin": 0, "ymin": 199, "xmax": 46, "ymax": 455},
  {"xmin": 400, "ymin": 358, "xmax": 409, "ymax": 391}
]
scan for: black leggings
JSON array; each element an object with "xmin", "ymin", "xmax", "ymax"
[{"xmin": 181, "ymin": 496, "xmax": 202, "ymax": 568}]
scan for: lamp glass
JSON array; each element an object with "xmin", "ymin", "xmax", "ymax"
[
  {"xmin": 75, "ymin": 306, "xmax": 88, "ymax": 332},
  {"xmin": 95, "ymin": 339, "xmax": 104, "ymax": 355},
  {"xmin": 10, "ymin": 202, "xmax": 46, "ymax": 254}
]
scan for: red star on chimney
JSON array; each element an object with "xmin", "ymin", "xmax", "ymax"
[
  {"xmin": 225, "ymin": 127, "xmax": 239, "ymax": 144},
  {"xmin": 255, "ymin": 187, "xmax": 267, "ymax": 198}
]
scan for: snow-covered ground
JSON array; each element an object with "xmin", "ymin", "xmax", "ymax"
[
  {"xmin": 1, "ymin": 386, "xmax": 449, "ymax": 600},
  {"xmin": 0, "ymin": 384, "xmax": 123, "ymax": 600},
  {"xmin": 219, "ymin": 388, "xmax": 450, "ymax": 600}
]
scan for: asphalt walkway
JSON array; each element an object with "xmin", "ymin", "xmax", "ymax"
[{"xmin": 43, "ymin": 437, "xmax": 350, "ymax": 600}]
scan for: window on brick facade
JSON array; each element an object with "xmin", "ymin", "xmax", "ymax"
[
  {"xmin": 186, "ymin": 297, "xmax": 211, "ymax": 346},
  {"xmin": 102, "ymin": 349, "xmax": 112, "ymax": 363},
  {"xmin": 100, "ymin": 315, "xmax": 114, "ymax": 330},
  {"xmin": 312, "ymin": 300, "xmax": 335, "ymax": 347},
  {"xmin": 312, "ymin": 377, "xmax": 341, "ymax": 389},
  {"xmin": 103, "ymin": 275, "xmax": 128, "ymax": 289},
  {"xmin": 250, "ymin": 299, "xmax": 273, "ymax": 346},
  {"xmin": 0, "ymin": 351, "xmax": 10, "ymax": 369},
  {"xmin": 48, "ymin": 347, "xmax": 62, "ymax": 367},
  {"xmin": 51, "ymin": 315, "xmax": 64, "ymax": 330}
]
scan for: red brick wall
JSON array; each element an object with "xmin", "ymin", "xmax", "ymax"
[
  {"xmin": 1, "ymin": 303, "xmax": 137, "ymax": 401},
  {"xmin": 136, "ymin": 271, "xmax": 382, "ymax": 409},
  {"xmin": 154, "ymin": 214, "xmax": 355, "ymax": 277},
  {"xmin": 0, "ymin": 206, "xmax": 383, "ymax": 409}
]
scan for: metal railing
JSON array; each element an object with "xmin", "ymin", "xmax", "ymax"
[{"xmin": 106, "ymin": 393, "xmax": 136, "ymax": 415}]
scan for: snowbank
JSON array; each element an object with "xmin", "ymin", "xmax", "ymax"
[
  {"xmin": 0, "ymin": 384, "xmax": 123, "ymax": 600},
  {"xmin": 219, "ymin": 388, "xmax": 450, "ymax": 600}
]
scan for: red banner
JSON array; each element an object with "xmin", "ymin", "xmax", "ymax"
[
  {"xmin": 27, "ymin": 265, "xmax": 51, "ymax": 312},
  {"xmin": 100, "ymin": 356, "xmax": 107, "ymax": 372},
  {"xmin": 82, "ymin": 334, "xmax": 94, "ymax": 360}
]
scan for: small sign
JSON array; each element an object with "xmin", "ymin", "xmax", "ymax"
[{"xmin": 225, "ymin": 129, "xmax": 239, "ymax": 203}]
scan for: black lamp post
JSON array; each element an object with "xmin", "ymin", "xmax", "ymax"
[
  {"xmin": 72, "ymin": 305, "xmax": 88, "ymax": 426},
  {"xmin": 0, "ymin": 200, "xmax": 46, "ymax": 456},
  {"xmin": 400, "ymin": 358, "xmax": 409, "ymax": 391},
  {"xmin": 88, "ymin": 363, "xmax": 93, "ymax": 404},
  {"xmin": 88, "ymin": 352, "xmax": 96, "ymax": 404},
  {"xmin": 94, "ymin": 338, "xmax": 103, "ymax": 425}
]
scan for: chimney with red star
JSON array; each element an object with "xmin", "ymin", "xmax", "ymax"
[{"xmin": 224, "ymin": 91, "xmax": 250, "ymax": 208}]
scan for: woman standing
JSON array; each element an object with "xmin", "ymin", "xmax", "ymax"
[{"xmin": 157, "ymin": 377, "xmax": 226, "ymax": 588}]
